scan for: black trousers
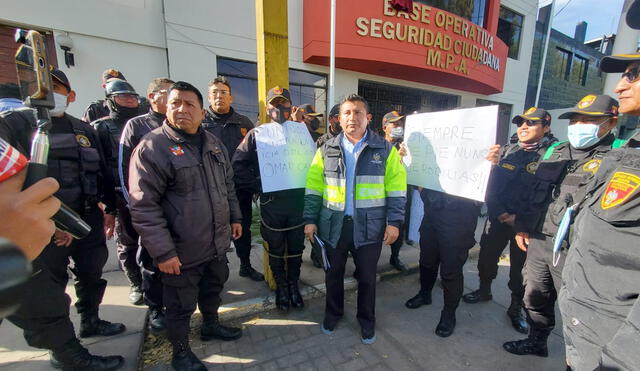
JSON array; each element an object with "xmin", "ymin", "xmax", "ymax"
[
  {"xmin": 389, "ymin": 222, "xmax": 404, "ymax": 259},
  {"xmin": 115, "ymin": 192, "xmax": 141, "ymax": 286},
  {"xmin": 419, "ymin": 207, "xmax": 478, "ymax": 310},
  {"xmin": 138, "ymin": 245, "xmax": 163, "ymax": 309},
  {"xmin": 162, "ymin": 258, "xmax": 229, "ymax": 347},
  {"xmin": 234, "ymin": 189, "xmax": 254, "ymax": 265},
  {"xmin": 522, "ymin": 233, "xmax": 566, "ymax": 332},
  {"xmin": 324, "ymin": 217, "xmax": 382, "ymax": 336},
  {"xmin": 260, "ymin": 194, "xmax": 305, "ymax": 283},
  {"xmin": 7, "ymin": 206, "xmax": 107, "ymax": 350},
  {"xmin": 477, "ymin": 218, "xmax": 526, "ymax": 299}
]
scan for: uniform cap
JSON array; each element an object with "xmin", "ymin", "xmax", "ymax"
[
  {"xmin": 298, "ymin": 104, "xmax": 322, "ymax": 116},
  {"xmin": 512, "ymin": 107, "xmax": 551, "ymax": 125},
  {"xmin": 382, "ymin": 111, "xmax": 404, "ymax": 126},
  {"xmin": 329, "ymin": 104, "xmax": 340, "ymax": 118},
  {"xmin": 558, "ymin": 94, "xmax": 619, "ymax": 119},
  {"xmin": 266, "ymin": 86, "xmax": 291, "ymax": 104},
  {"xmin": 102, "ymin": 68, "xmax": 125, "ymax": 82},
  {"xmin": 627, "ymin": 0, "xmax": 640, "ymax": 29},
  {"xmin": 600, "ymin": 53, "xmax": 640, "ymax": 73},
  {"xmin": 50, "ymin": 68, "xmax": 71, "ymax": 91}
]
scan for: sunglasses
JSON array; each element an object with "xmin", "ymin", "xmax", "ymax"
[
  {"xmin": 622, "ymin": 66, "xmax": 640, "ymax": 83},
  {"xmin": 516, "ymin": 120, "xmax": 544, "ymax": 127}
]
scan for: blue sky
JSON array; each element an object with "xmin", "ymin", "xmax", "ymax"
[{"xmin": 541, "ymin": 0, "xmax": 625, "ymax": 41}]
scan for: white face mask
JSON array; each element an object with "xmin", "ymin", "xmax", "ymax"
[{"xmin": 49, "ymin": 92, "xmax": 68, "ymax": 117}]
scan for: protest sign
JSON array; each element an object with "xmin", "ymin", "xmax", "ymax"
[
  {"xmin": 255, "ymin": 121, "xmax": 316, "ymax": 193},
  {"xmin": 402, "ymin": 105, "xmax": 498, "ymax": 202}
]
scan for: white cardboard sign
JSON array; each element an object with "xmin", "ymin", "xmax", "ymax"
[
  {"xmin": 255, "ymin": 121, "xmax": 316, "ymax": 193},
  {"xmin": 402, "ymin": 105, "xmax": 498, "ymax": 202}
]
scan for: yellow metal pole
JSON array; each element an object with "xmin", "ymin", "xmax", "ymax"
[{"xmin": 255, "ymin": 0, "xmax": 290, "ymax": 124}]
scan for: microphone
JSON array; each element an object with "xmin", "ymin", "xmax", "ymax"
[{"xmin": 0, "ymin": 135, "xmax": 91, "ymax": 239}]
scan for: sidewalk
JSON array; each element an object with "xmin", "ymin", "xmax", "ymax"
[{"xmin": 0, "ymin": 217, "xmax": 567, "ymax": 370}]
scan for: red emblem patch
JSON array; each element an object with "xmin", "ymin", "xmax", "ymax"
[
  {"xmin": 240, "ymin": 128, "xmax": 248, "ymax": 137},
  {"xmin": 601, "ymin": 172, "xmax": 640, "ymax": 209},
  {"xmin": 169, "ymin": 145, "xmax": 184, "ymax": 156}
]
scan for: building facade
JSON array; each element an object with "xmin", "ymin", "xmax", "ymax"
[{"xmin": 2, "ymin": 0, "xmax": 539, "ymax": 143}]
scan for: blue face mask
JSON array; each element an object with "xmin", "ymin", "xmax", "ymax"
[{"xmin": 567, "ymin": 119, "xmax": 609, "ymax": 149}]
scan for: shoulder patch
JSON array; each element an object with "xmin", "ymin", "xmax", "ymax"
[
  {"xmin": 582, "ymin": 159, "xmax": 601, "ymax": 174},
  {"xmin": 601, "ymin": 172, "xmax": 640, "ymax": 210},
  {"xmin": 169, "ymin": 144, "xmax": 184, "ymax": 156},
  {"xmin": 76, "ymin": 134, "xmax": 91, "ymax": 148},
  {"xmin": 526, "ymin": 162, "xmax": 539, "ymax": 174}
]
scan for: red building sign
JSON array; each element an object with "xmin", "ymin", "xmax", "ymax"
[{"xmin": 303, "ymin": 0, "xmax": 508, "ymax": 95}]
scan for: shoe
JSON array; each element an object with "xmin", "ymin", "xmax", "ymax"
[
  {"xmin": 389, "ymin": 256, "xmax": 408, "ymax": 272},
  {"xmin": 361, "ymin": 334, "xmax": 376, "ymax": 345},
  {"xmin": 507, "ymin": 297, "xmax": 529, "ymax": 334},
  {"xmin": 320, "ymin": 322, "xmax": 334, "ymax": 335},
  {"xmin": 239, "ymin": 265, "xmax": 264, "ymax": 282},
  {"xmin": 128, "ymin": 285, "xmax": 143, "ymax": 306},
  {"xmin": 149, "ymin": 307, "xmax": 165, "ymax": 333},
  {"xmin": 275, "ymin": 284, "xmax": 290, "ymax": 311},
  {"xmin": 288, "ymin": 280, "xmax": 304, "ymax": 308},
  {"xmin": 503, "ymin": 331, "xmax": 549, "ymax": 357},
  {"xmin": 200, "ymin": 319, "xmax": 242, "ymax": 341},
  {"xmin": 405, "ymin": 292, "xmax": 432, "ymax": 309},
  {"xmin": 435, "ymin": 310, "xmax": 456, "ymax": 338},
  {"xmin": 171, "ymin": 349, "xmax": 207, "ymax": 371},
  {"xmin": 50, "ymin": 338, "xmax": 124, "ymax": 371},
  {"xmin": 462, "ymin": 289, "xmax": 492, "ymax": 304},
  {"xmin": 79, "ymin": 314, "xmax": 126, "ymax": 338}
]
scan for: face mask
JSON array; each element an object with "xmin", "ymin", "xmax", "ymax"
[
  {"xmin": 107, "ymin": 98, "xmax": 139, "ymax": 122},
  {"xmin": 268, "ymin": 105, "xmax": 291, "ymax": 124},
  {"xmin": 390, "ymin": 126, "xmax": 404, "ymax": 139},
  {"xmin": 308, "ymin": 117, "xmax": 320, "ymax": 131},
  {"xmin": 49, "ymin": 92, "xmax": 68, "ymax": 117},
  {"xmin": 567, "ymin": 120, "xmax": 609, "ymax": 149}
]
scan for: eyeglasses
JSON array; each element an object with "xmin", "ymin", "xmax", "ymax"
[
  {"xmin": 622, "ymin": 66, "xmax": 640, "ymax": 83},
  {"xmin": 569, "ymin": 117, "xmax": 610, "ymax": 125},
  {"xmin": 210, "ymin": 90, "xmax": 230, "ymax": 97},
  {"xmin": 516, "ymin": 120, "xmax": 544, "ymax": 127}
]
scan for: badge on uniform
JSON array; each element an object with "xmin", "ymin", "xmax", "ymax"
[
  {"xmin": 169, "ymin": 144, "xmax": 184, "ymax": 156},
  {"xmin": 371, "ymin": 152, "xmax": 382, "ymax": 164},
  {"xmin": 601, "ymin": 171, "xmax": 640, "ymax": 209},
  {"xmin": 76, "ymin": 135, "xmax": 91, "ymax": 148},
  {"xmin": 526, "ymin": 162, "xmax": 538, "ymax": 174},
  {"xmin": 582, "ymin": 159, "xmax": 601, "ymax": 174},
  {"xmin": 501, "ymin": 162, "xmax": 516, "ymax": 171}
]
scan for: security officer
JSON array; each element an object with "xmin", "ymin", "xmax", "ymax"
[
  {"xmin": 92, "ymin": 79, "xmax": 144, "ymax": 305},
  {"xmin": 0, "ymin": 69, "xmax": 124, "ymax": 370},
  {"xmin": 202, "ymin": 76, "xmax": 262, "ymax": 282},
  {"xmin": 503, "ymin": 94, "xmax": 621, "ymax": 357},
  {"xmin": 558, "ymin": 54, "xmax": 640, "ymax": 369},
  {"xmin": 82, "ymin": 69, "xmax": 148, "ymax": 123},
  {"xmin": 463, "ymin": 108, "xmax": 558, "ymax": 334},
  {"xmin": 295, "ymin": 103, "xmax": 323, "ymax": 142},
  {"xmin": 381, "ymin": 111, "xmax": 408, "ymax": 272},
  {"xmin": 233, "ymin": 86, "xmax": 307, "ymax": 311},
  {"xmin": 304, "ymin": 94, "xmax": 407, "ymax": 344},
  {"xmin": 119, "ymin": 77, "xmax": 174, "ymax": 332},
  {"xmin": 129, "ymin": 81, "xmax": 242, "ymax": 371}
]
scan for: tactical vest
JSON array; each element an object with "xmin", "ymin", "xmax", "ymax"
[
  {"xmin": 536, "ymin": 139, "xmax": 619, "ymax": 236},
  {"xmin": 97, "ymin": 118, "xmax": 123, "ymax": 184},
  {"xmin": 47, "ymin": 119, "xmax": 102, "ymax": 212}
]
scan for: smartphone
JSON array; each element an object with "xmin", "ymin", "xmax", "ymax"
[{"xmin": 14, "ymin": 30, "xmax": 53, "ymax": 103}]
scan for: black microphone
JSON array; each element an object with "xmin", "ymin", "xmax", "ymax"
[{"xmin": 0, "ymin": 134, "xmax": 91, "ymax": 239}]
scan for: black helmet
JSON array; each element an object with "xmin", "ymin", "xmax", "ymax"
[{"xmin": 105, "ymin": 78, "xmax": 137, "ymax": 97}]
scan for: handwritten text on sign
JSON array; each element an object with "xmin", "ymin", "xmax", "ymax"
[
  {"xmin": 255, "ymin": 121, "xmax": 316, "ymax": 193},
  {"xmin": 402, "ymin": 105, "xmax": 498, "ymax": 202}
]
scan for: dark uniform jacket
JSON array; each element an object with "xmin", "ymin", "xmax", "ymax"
[
  {"xmin": 91, "ymin": 113, "xmax": 128, "ymax": 191},
  {"xmin": 118, "ymin": 109, "xmax": 165, "ymax": 197},
  {"xmin": 560, "ymin": 138, "xmax": 640, "ymax": 370},
  {"xmin": 316, "ymin": 127, "xmax": 341, "ymax": 148},
  {"xmin": 0, "ymin": 108, "xmax": 115, "ymax": 214},
  {"xmin": 128, "ymin": 123, "xmax": 242, "ymax": 269},
  {"xmin": 515, "ymin": 134, "xmax": 616, "ymax": 237},
  {"xmin": 202, "ymin": 107, "xmax": 254, "ymax": 160},
  {"xmin": 486, "ymin": 137, "xmax": 557, "ymax": 220},
  {"xmin": 82, "ymin": 98, "xmax": 150, "ymax": 123}
]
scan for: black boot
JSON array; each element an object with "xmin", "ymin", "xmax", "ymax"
[
  {"xmin": 507, "ymin": 296, "xmax": 529, "ymax": 334},
  {"xmin": 389, "ymin": 254, "xmax": 408, "ymax": 272},
  {"xmin": 128, "ymin": 285, "xmax": 143, "ymax": 306},
  {"xmin": 275, "ymin": 283, "xmax": 290, "ymax": 311},
  {"xmin": 435, "ymin": 309, "xmax": 456, "ymax": 337},
  {"xmin": 171, "ymin": 342, "xmax": 207, "ymax": 371},
  {"xmin": 239, "ymin": 264, "xmax": 265, "ymax": 281},
  {"xmin": 200, "ymin": 315, "xmax": 242, "ymax": 341},
  {"xmin": 288, "ymin": 280, "xmax": 304, "ymax": 308},
  {"xmin": 79, "ymin": 313, "xmax": 126, "ymax": 338},
  {"xmin": 405, "ymin": 291, "xmax": 432, "ymax": 309},
  {"xmin": 503, "ymin": 329, "xmax": 550, "ymax": 357},
  {"xmin": 462, "ymin": 281, "xmax": 492, "ymax": 304},
  {"xmin": 50, "ymin": 338, "xmax": 124, "ymax": 371},
  {"xmin": 148, "ymin": 307, "xmax": 165, "ymax": 334}
]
